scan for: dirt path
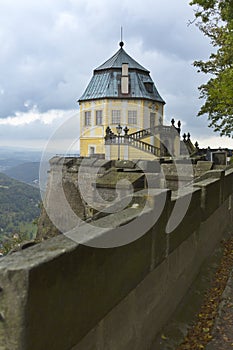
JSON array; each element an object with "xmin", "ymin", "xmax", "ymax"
[
  {"xmin": 206, "ymin": 272, "xmax": 233, "ymax": 350},
  {"xmin": 176, "ymin": 235, "xmax": 233, "ymax": 350}
]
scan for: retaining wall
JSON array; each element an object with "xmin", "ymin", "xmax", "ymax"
[{"xmin": 0, "ymin": 166, "xmax": 232, "ymax": 350}]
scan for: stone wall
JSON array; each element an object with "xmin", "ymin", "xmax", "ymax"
[{"xmin": 0, "ymin": 164, "xmax": 232, "ymax": 350}]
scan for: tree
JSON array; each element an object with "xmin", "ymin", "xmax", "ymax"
[{"xmin": 190, "ymin": 0, "xmax": 233, "ymax": 137}]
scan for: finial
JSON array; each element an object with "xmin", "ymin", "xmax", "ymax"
[
  {"xmin": 124, "ymin": 126, "xmax": 129, "ymax": 135},
  {"xmin": 177, "ymin": 120, "xmax": 181, "ymax": 134},
  {"xmin": 119, "ymin": 26, "xmax": 124, "ymax": 48}
]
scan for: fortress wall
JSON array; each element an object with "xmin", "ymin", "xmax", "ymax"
[{"xmin": 0, "ymin": 166, "xmax": 232, "ymax": 350}]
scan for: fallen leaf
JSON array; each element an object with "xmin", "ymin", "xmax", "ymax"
[
  {"xmin": 161, "ymin": 334, "xmax": 167, "ymax": 340},
  {"xmin": 202, "ymin": 327, "xmax": 210, "ymax": 333}
]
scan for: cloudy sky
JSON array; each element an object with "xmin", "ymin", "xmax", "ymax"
[{"xmin": 0, "ymin": 0, "xmax": 232, "ymax": 153}]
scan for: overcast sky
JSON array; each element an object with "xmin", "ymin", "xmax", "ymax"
[{"xmin": 0, "ymin": 0, "xmax": 232, "ymax": 153}]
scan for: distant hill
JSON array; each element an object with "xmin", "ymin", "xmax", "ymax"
[
  {"xmin": 0, "ymin": 147, "xmax": 42, "ymax": 162},
  {"xmin": 0, "ymin": 172, "xmax": 41, "ymax": 240},
  {"xmin": 3, "ymin": 162, "xmax": 40, "ymax": 186},
  {"xmin": 0, "ymin": 158, "xmax": 28, "ymax": 173}
]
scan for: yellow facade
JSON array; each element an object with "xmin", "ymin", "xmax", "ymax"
[
  {"xmin": 106, "ymin": 144, "xmax": 158, "ymax": 161},
  {"xmin": 79, "ymin": 98, "xmax": 164, "ymax": 158}
]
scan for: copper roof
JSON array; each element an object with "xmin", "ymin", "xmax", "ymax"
[
  {"xmin": 79, "ymin": 46, "xmax": 165, "ymax": 104},
  {"xmin": 94, "ymin": 47, "xmax": 149, "ymax": 73}
]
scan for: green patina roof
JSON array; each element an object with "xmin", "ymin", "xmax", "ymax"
[
  {"xmin": 79, "ymin": 45, "xmax": 165, "ymax": 104},
  {"xmin": 95, "ymin": 47, "xmax": 149, "ymax": 73}
]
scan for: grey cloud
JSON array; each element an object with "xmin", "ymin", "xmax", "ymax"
[
  {"xmin": 0, "ymin": 122, "xmax": 56, "ymax": 140},
  {"xmin": 0, "ymin": 0, "xmax": 207, "ymax": 114},
  {"xmin": 0, "ymin": 0, "xmax": 225, "ymax": 145}
]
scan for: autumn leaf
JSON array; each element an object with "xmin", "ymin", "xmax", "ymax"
[
  {"xmin": 161, "ymin": 334, "xmax": 168, "ymax": 340},
  {"xmin": 176, "ymin": 237, "xmax": 233, "ymax": 350}
]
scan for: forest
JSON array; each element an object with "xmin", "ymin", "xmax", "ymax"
[{"xmin": 0, "ymin": 172, "xmax": 41, "ymax": 245}]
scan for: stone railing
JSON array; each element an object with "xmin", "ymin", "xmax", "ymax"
[
  {"xmin": 128, "ymin": 128, "xmax": 151, "ymax": 139},
  {"xmin": 105, "ymin": 135, "xmax": 160, "ymax": 156}
]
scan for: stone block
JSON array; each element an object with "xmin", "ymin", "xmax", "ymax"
[
  {"xmin": 197, "ymin": 170, "xmax": 225, "ymax": 203},
  {"xmin": 90, "ymin": 153, "xmax": 105, "ymax": 159},
  {"xmin": 150, "ymin": 202, "xmax": 170, "ymax": 268},
  {"xmin": 115, "ymin": 160, "xmax": 136, "ymax": 169},
  {"xmin": 196, "ymin": 161, "xmax": 213, "ymax": 171},
  {"xmin": 0, "ymin": 267, "xmax": 28, "ymax": 350},
  {"xmin": 194, "ymin": 178, "xmax": 221, "ymax": 219},
  {"xmin": 144, "ymin": 173, "xmax": 161, "ymax": 188},
  {"xmin": 77, "ymin": 158, "xmax": 97, "ymax": 167},
  {"xmin": 194, "ymin": 169, "xmax": 225, "ymax": 182},
  {"xmin": 133, "ymin": 189, "xmax": 171, "ymax": 269},
  {"xmin": 49, "ymin": 156, "xmax": 63, "ymax": 166},
  {"xmin": 224, "ymin": 168, "xmax": 233, "ymax": 200},
  {"xmin": 136, "ymin": 160, "xmax": 161, "ymax": 173},
  {"xmin": 211, "ymin": 151, "xmax": 227, "ymax": 165},
  {"xmin": 91, "ymin": 159, "xmax": 112, "ymax": 169},
  {"xmin": 168, "ymin": 187, "xmax": 202, "ymax": 253}
]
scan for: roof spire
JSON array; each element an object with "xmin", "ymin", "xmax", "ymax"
[{"xmin": 119, "ymin": 26, "xmax": 124, "ymax": 48}]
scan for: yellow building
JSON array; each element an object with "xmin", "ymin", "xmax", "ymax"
[{"xmin": 78, "ymin": 42, "xmax": 180, "ymax": 159}]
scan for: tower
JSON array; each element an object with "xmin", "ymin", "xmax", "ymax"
[{"xmin": 78, "ymin": 42, "xmax": 166, "ymax": 158}]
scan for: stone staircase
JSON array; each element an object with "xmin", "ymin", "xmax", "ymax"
[
  {"xmin": 129, "ymin": 128, "xmax": 152, "ymax": 140},
  {"xmin": 105, "ymin": 121, "xmax": 182, "ymax": 158},
  {"xmin": 105, "ymin": 134, "xmax": 160, "ymax": 157},
  {"xmin": 128, "ymin": 137, "xmax": 160, "ymax": 156}
]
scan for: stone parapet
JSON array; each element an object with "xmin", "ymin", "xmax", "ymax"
[{"xmin": 0, "ymin": 166, "xmax": 232, "ymax": 350}]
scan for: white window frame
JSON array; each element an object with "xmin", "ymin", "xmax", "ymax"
[
  {"xmin": 128, "ymin": 110, "xmax": 137, "ymax": 125},
  {"xmin": 84, "ymin": 111, "xmax": 91, "ymax": 126},
  {"xmin": 111, "ymin": 110, "xmax": 121, "ymax": 124},
  {"xmin": 96, "ymin": 110, "xmax": 103, "ymax": 125}
]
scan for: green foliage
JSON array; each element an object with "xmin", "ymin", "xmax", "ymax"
[
  {"xmin": 0, "ymin": 173, "xmax": 41, "ymax": 248},
  {"xmin": 190, "ymin": 0, "xmax": 233, "ymax": 137},
  {"xmin": 0, "ymin": 232, "xmax": 28, "ymax": 255}
]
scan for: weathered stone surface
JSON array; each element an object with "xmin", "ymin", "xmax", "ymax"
[
  {"xmin": 0, "ymin": 225, "xmax": 154, "ymax": 350},
  {"xmin": 212, "ymin": 151, "xmax": 227, "ymax": 165},
  {"xmin": 194, "ymin": 178, "xmax": 221, "ymax": 219},
  {"xmin": 161, "ymin": 163, "xmax": 194, "ymax": 190},
  {"xmin": 96, "ymin": 170, "xmax": 144, "ymax": 189},
  {"xmin": 144, "ymin": 173, "xmax": 161, "ymax": 188},
  {"xmin": 37, "ymin": 161, "xmax": 88, "ymax": 240},
  {"xmin": 194, "ymin": 169, "xmax": 225, "ymax": 184},
  {"xmin": 196, "ymin": 160, "xmax": 213, "ymax": 171},
  {"xmin": 136, "ymin": 160, "xmax": 161, "ymax": 173},
  {"xmin": 115, "ymin": 160, "xmax": 136, "ymax": 169},
  {"xmin": 72, "ymin": 200, "xmax": 232, "ymax": 350},
  {"xmin": 91, "ymin": 159, "xmax": 112, "ymax": 168},
  {"xmin": 168, "ymin": 187, "xmax": 202, "ymax": 253},
  {"xmin": 5, "ymin": 157, "xmax": 231, "ymax": 350},
  {"xmin": 224, "ymin": 167, "xmax": 233, "ymax": 200},
  {"xmin": 0, "ymin": 268, "xmax": 28, "ymax": 350}
]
